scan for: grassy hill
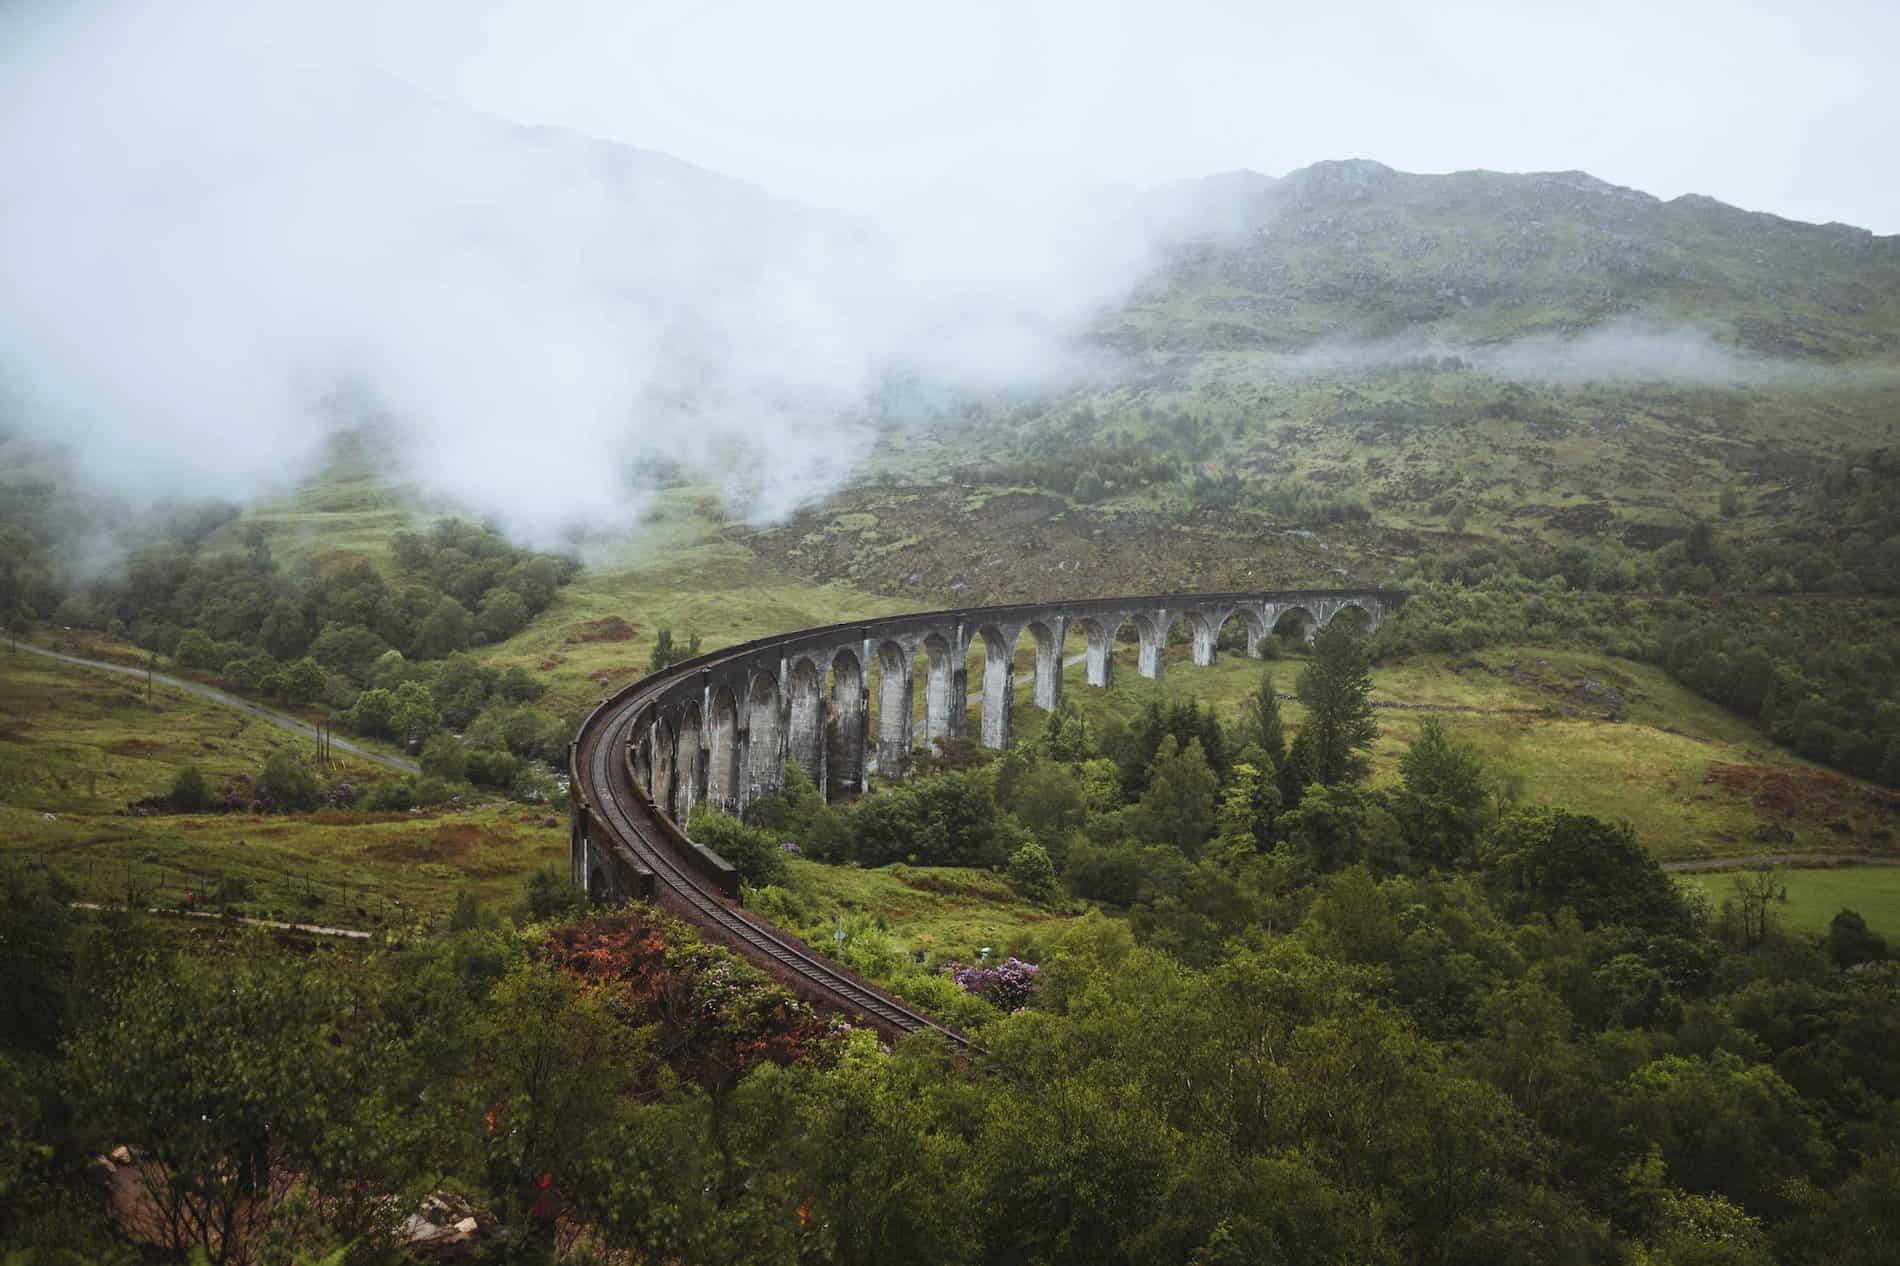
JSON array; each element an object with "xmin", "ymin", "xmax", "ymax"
[
  {"xmin": 0, "ymin": 647, "xmax": 566, "ymax": 924},
  {"xmin": 748, "ymin": 162, "xmax": 1899, "ymax": 603},
  {"xmin": 986, "ymin": 637, "xmax": 1898, "ymax": 864},
  {"xmin": 1108, "ymin": 159, "xmax": 1900, "ymax": 361}
]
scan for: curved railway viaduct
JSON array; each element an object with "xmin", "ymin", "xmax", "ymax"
[{"xmin": 569, "ymin": 588, "xmax": 1405, "ymax": 1045}]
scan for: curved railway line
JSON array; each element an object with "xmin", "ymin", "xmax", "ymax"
[
  {"xmin": 569, "ymin": 589, "xmax": 1407, "ymax": 1047},
  {"xmin": 570, "ymin": 611, "xmax": 1014, "ymax": 1048},
  {"xmin": 576, "ymin": 672, "xmax": 970, "ymax": 1046}
]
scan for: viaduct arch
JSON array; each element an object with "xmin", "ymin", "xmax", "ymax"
[{"xmin": 568, "ymin": 588, "xmax": 1405, "ymax": 1043}]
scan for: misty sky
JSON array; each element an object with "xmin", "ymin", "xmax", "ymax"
[
  {"xmin": 310, "ymin": 0, "xmax": 1894, "ymax": 232},
  {"xmin": 1, "ymin": 0, "xmax": 1894, "ymax": 549}
]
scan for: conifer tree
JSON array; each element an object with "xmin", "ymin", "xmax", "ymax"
[
  {"xmin": 1297, "ymin": 622, "xmax": 1378, "ymax": 786},
  {"xmin": 1242, "ymin": 668, "xmax": 1287, "ymax": 771}
]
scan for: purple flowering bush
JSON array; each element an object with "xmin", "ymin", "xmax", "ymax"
[{"xmin": 944, "ymin": 957, "xmax": 1039, "ymax": 1011}]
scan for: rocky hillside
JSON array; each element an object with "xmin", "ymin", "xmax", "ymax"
[{"xmin": 1102, "ymin": 159, "xmax": 1900, "ymax": 361}]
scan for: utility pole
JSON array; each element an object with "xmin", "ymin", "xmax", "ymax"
[{"xmin": 146, "ymin": 654, "xmax": 155, "ymax": 705}]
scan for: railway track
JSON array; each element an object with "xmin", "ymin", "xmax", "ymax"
[
  {"xmin": 569, "ymin": 588, "xmax": 1406, "ymax": 1048},
  {"xmin": 573, "ymin": 637, "xmax": 972, "ymax": 1048}
]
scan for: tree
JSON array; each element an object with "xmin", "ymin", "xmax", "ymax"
[
  {"xmin": 1278, "ymin": 729, "xmax": 1318, "ymax": 812},
  {"xmin": 1727, "ymin": 866, "xmax": 1784, "ymax": 947},
  {"xmin": 448, "ymin": 889, "xmax": 485, "ymax": 931},
  {"xmin": 1041, "ymin": 699, "xmax": 1099, "ymax": 762},
  {"xmin": 431, "ymin": 653, "xmax": 496, "ymax": 727},
  {"xmin": 415, "ymin": 596, "xmax": 472, "ymax": 659},
  {"xmin": 1393, "ymin": 717, "xmax": 1490, "ymax": 871},
  {"xmin": 792, "ymin": 1037, "xmax": 983, "ymax": 1266},
  {"xmin": 498, "ymin": 664, "xmax": 546, "ymax": 702},
  {"xmin": 1824, "ymin": 908, "xmax": 1887, "ymax": 970},
  {"xmin": 466, "ymin": 747, "xmax": 524, "ymax": 790},
  {"xmin": 258, "ymin": 598, "xmax": 310, "ymax": 660},
  {"xmin": 1213, "ymin": 762, "xmax": 1267, "ymax": 859},
  {"xmin": 1281, "ymin": 783, "xmax": 1401, "ymax": 874},
  {"xmin": 310, "ymin": 622, "xmax": 390, "ymax": 683},
  {"xmin": 1775, "ymin": 1150, "xmax": 1900, "ymax": 1266},
  {"xmin": 169, "ymin": 765, "xmax": 214, "ymax": 812},
  {"xmin": 1685, "ymin": 519, "xmax": 1722, "ymax": 572},
  {"xmin": 1301, "ymin": 865, "xmax": 1403, "ymax": 965},
  {"xmin": 687, "ymin": 805, "xmax": 788, "ymax": 886},
  {"xmin": 647, "ymin": 627, "xmax": 702, "ymax": 672},
  {"xmin": 1231, "ymin": 744, "xmax": 1282, "ymax": 849},
  {"xmin": 1002, "ymin": 759, "xmax": 1088, "ymax": 840},
  {"xmin": 420, "ymin": 734, "xmax": 469, "ymax": 782},
  {"xmin": 1485, "ymin": 807, "xmax": 1690, "ymax": 935},
  {"xmin": 1240, "ymin": 668, "xmax": 1287, "ymax": 770},
  {"xmin": 1296, "ymin": 621, "xmax": 1379, "ymax": 786},
  {"xmin": 478, "ymin": 588, "xmax": 530, "ymax": 642},
  {"xmin": 476, "ymin": 960, "xmax": 645, "ymax": 1250},
  {"xmin": 522, "ymin": 865, "xmax": 587, "ymax": 920},
  {"xmin": 279, "ymin": 655, "xmax": 327, "ymax": 704},
  {"xmin": 0, "ymin": 873, "xmax": 74, "ymax": 1055},
  {"xmin": 1008, "ymin": 841, "xmax": 1058, "ymax": 903},
  {"xmin": 255, "ymin": 749, "xmax": 320, "ymax": 812},
  {"xmin": 66, "ymin": 950, "xmax": 446, "ymax": 1264},
  {"xmin": 390, "ymin": 679, "xmax": 442, "ymax": 746},
  {"xmin": 1131, "ymin": 736, "xmax": 1219, "ymax": 858},
  {"xmin": 348, "ymin": 686, "xmax": 397, "ymax": 738},
  {"xmin": 320, "ymin": 560, "xmax": 389, "ymax": 629},
  {"xmin": 503, "ymin": 558, "xmax": 563, "ymax": 612},
  {"xmin": 369, "ymin": 647, "xmax": 414, "ymax": 690},
  {"xmin": 1617, "ymin": 1053, "xmax": 1829, "ymax": 1214},
  {"xmin": 849, "ymin": 773, "xmax": 999, "ymax": 868},
  {"xmin": 173, "ymin": 628, "xmax": 217, "ymax": 669}
]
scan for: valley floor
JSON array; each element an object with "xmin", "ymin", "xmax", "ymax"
[{"xmin": 8, "ymin": 541, "xmax": 1897, "ymax": 943}]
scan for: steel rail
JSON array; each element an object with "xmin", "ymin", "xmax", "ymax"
[
  {"xmin": 573, "ymin": 630, "xmax": 981, "ymax": 1047},
  {"xmin": 570, "ymin": 589, "xmax": 1409, "ymax": 1047}
]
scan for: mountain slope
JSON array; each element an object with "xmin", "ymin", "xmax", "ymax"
[{"xmin": 1101, "ymin": 159, "xmax": 1900, "ymax": 361}]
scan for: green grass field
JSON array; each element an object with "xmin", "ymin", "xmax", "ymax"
[
  {"xmin": 0, "ymin": 800, "xmax": 567, "ymax": 929},
  {"xmin": 773, "ymin": 858, "xmax": 1078, "ymax": 964},
  {"xmin": 0, "ymin": 647, "xmax": 383, "ymax": 813},
  {"xmin": 0, "ymin": 649, "xmax": 565, "ymax": 927},
  {"xmin": 1676, "ymin": 866, "xmax": 1900, "ymax": 940},
  {"xmin": 473, "ymin": 490, "xmax": 909, "ymax": 718},
  {"xmin": 980, "ymin": 639, "xmax": 1898, "ymax": 863}
]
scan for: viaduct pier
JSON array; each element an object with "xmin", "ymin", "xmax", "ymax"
[{"xmin": 569, "ymin": 588, "xmax": 1405, "ymax": 1044}]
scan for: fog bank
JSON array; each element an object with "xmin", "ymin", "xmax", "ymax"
[{"xmin": 0, "ymin": 4, "xmax": 1184, "ymax": 544}]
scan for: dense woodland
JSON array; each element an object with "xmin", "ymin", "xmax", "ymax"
[{"xmin": 5, "ymin": 623, "xmax": 1895, "ymax": 1265}]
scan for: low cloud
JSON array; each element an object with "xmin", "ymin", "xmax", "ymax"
[
  {"xmin": 0, "ymin": 3, "xmax": 1198, "ymax": 547},
  {"xmin": 1279, "ymin": 320, "xmax": 1816, "ymax": 386}
]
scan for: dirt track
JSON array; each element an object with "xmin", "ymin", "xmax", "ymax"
[{"xmin": 12, "ymin": 641, "xmax": 420, "ymax": 774}]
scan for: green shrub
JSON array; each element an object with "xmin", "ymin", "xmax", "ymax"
[
  {"xmin": 687, "ymin": 805, "xmax": 787, "ymax": 887},
  {"xmin": 169, "ymin": 766, "xmax": 214, "ymax": 812},
  {"xmin": 1007, "ymin": 841, "xmax": 1058, "ymax": 904},
  {"xmin": 255, "ymin": 751, "xmax": 320, "ymax": 813}
]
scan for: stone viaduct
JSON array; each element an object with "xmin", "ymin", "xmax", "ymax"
[{"xmin": 620, "ymin": 589, "xmax": 1405, "ymax": 827}]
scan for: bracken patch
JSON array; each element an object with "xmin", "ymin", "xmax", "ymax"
[
  {"xmin": 1703, "ymin": 762, "xmax": 1861, "ymax": 817},
  {"xmin": 565, "ymin": 616, "xmax": 637, "ymax": 644}
]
